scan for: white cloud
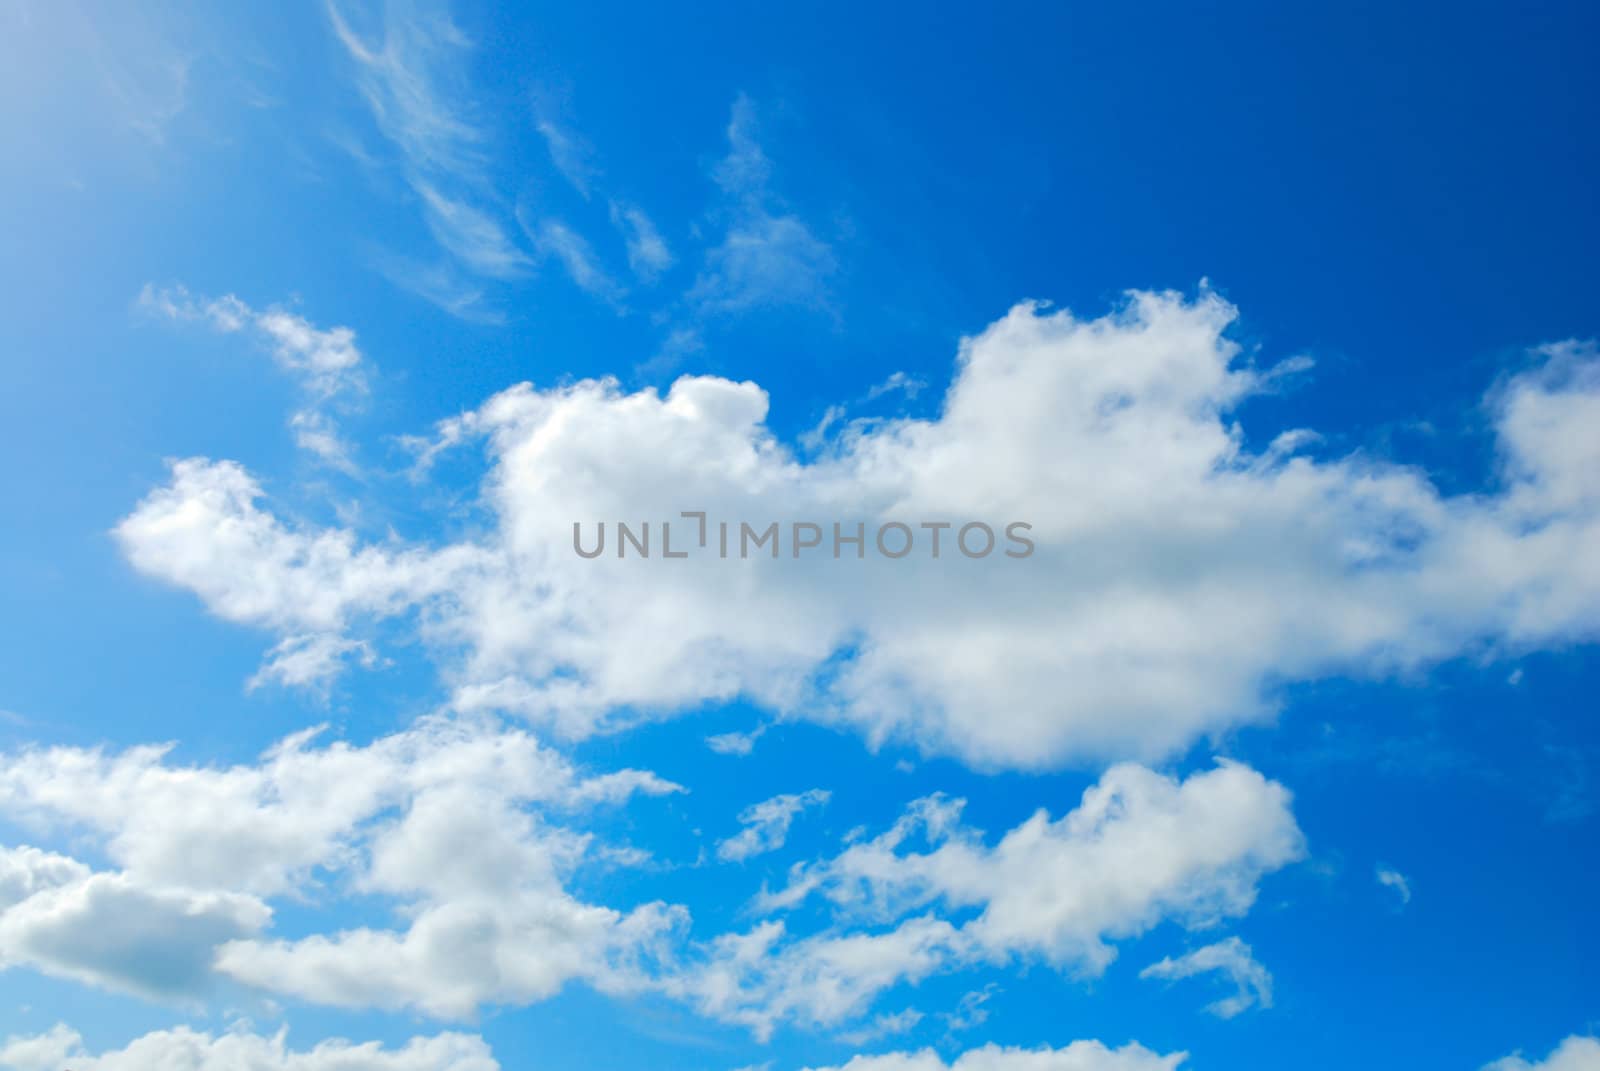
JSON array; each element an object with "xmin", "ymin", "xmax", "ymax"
[
  {"xmin": 139, "ymin": 285, "xmax": 365, "ymax": 398},
  {"xmin": 112, "ymin": 456, "xmax": 480, "ymax": 689},
  {"xmin": 0, "ymin": 708, "xmax": 1298, "ymax": 1032},
  {"xmin": 521, "ymin": 215, "xmax": 625, "ymax": 303},
  {"xmin": 718, "ymin": 789, "xmax": 831, "ymax": 862},
  {"xmin": 534, "ymin": 112, "xmax": 599, "ymax": 199},
  {"xmin": 0, "ymin": 718, "xmax": 681, "ymax": 1013},
  {"xmin": 529, "ymin": 104, "xmax": 672, "ymax": 287},
  {"xmin": 1139, "ymin": 936, "xmax": 1273, "ymax": 1018},
  {"xmin": 690, "ymin": 213, "xmax": 836, "ymax": 314},
  {"xmin": 0, "ymin": 845, "xmax": 269, "ymax": 1000},
  {"xmin": 611, "ymin": 201, "xmax": 674, "ymax": 281},
  {"xmin": 326, "ymin": 1, "xmax": 527, "ymax": 297},
  {"xmin": 800, "ymin": 1040, "xmax": 1186, "ymax": 1071},
  {"xmin": 371, "ymin": 251, "xmax": 500, "ymax": 323},
  {"xmin": 941, "ymin": 985, "xmax": 997, "ymax": 1034},
  {"xmin": 835, "ymin": 1007, "xmax": 925, "ymax": 1046},
  {"xmin": 682, "ymin": 914, "xmax": 963, "ymax": 1040},
  {"xmin": 1484, "ymin": 1035, "xmax": 1600, "ymax": 1071},
  {"xmin": 249, "ymin": 633, "xmax": 379, "ymax": 692},
  {"xmin": 689, "ymin": 761, "xmax": 1301, "ymax": 1036},
  {"xmin": 216, "ymin": 890, "xmax": 682, "ymax": 1019},
  {"xmin": 866, "ymin": 371, "xmax": 926, "ymax": 402},
  {"xmin": 690, "ymin": 94, "xmax": 835, "ymax": 314},
  {"xmin": 415, "ymin": 182, "xmax": 531, "ymax": 279},
  {"xmin": 326, "ymin": 0, "xmax": 483, "ymax": 177},
  {"xmin": 707, "ymin": 725, "xmax": 768, "ymax": 756},
  {"xmin": 115, "ymin": 294, "xmax": 1600, "ymax": 769},
  {"xmin": 0, "ymin": 845, "xmax": 86, "ymax": 907},
  {"xmin": 1376, "ymin": 865, "xmax": 1411, "ymax": 906},
  {"xmin": 139, "ymin": 285, "xmax": 368, "ymax": 473},
  {"xmin": 0, "ymin": 1023, "xmax": 499, "ymax": 1071}
]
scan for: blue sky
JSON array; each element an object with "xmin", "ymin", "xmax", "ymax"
[{"xmin": 1, "ymin": 2, "xmax": 1597, "ymax": 1070}]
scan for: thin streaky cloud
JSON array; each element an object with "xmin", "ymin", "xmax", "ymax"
[
  {"xmin": 520, "ymin": 213, "xmax": 626, "ymax": 305},
  {"xmin": 1140, "ymin": 937, "xmax": 1274, "ymax": 1019},
  {"xmin": 326, "ymin": 1, "xmax": 529, "ymax": 297},
  {"xmin": 534, "ymin": 110, "xmax": 600, "ymax": 199},
  {"xmin": 689, "ymin": 94, "xmax": 836, "ymax": 315},
  {"xmin": 611, "ymin": 200, "xmax": 674, "ymax": 282}
]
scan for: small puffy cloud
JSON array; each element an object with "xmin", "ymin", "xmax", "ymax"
[
  {"xmin": 139, "ymin": 285, "xmax": 365, "ymax": 399},
  {"xmin": 248, "ymin": 633, "xmax": 379, "ymax": 692},
  {"xmin": 0, "ymin": 1023, "xmax": 499, "ymax": 1071},
  {"xmin": 800, "ymin": 1040, "xmax": 1186, "ymax": 1071},
  {"xmin": 1484, "ymin": 1035, "xmax": 1600, "ymax": 1071},
  {"xmin": 718, "ymin": 789, "xmax": 831, "ymax": 862},
  {"xmin": 682, "ymin": 914, "xmax": 963, "ymax": 1039},
  {"xmin": 707, "ymin": 725, "xmax": 767, "ymax": 756},
  {"xmin": 1376, "ymin": 865, "xmax": 1412, "ymax": 906},
  {"xmin": 139, "ymin": 286, "xmax": 369, "ymax": 471},
  {"xmin": 866, "ymin": 371, "xmax": 926, "ymax": 402},
  {"xmin": 940, "ymin": 985, "xmax": 997, "ymax": 1034},
  {"xmin": 1139, "ymin": 936, "xmax": 1273, "ymax": 1018}
]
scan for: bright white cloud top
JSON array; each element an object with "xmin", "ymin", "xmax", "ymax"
[{"xmin": 117, "ymin": 291, "xmax": 1600, "ymax": 767}]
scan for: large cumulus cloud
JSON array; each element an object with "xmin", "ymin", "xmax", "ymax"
[{"xmin": 116, "ymin": 291, "xmax": 1600, "ymax": 767}]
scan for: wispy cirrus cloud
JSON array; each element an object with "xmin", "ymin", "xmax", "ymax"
[
  {"xmin": 519, "ymin": 213, "xmax": 626, "ymax": 305},
  {"xmin": 532, "ymin": 103, "xmax": 600, "ymax": 200},
  {"xmin": 413, "ymin": 180, "xmax": 532, "ymax": 279},
  {"xmin": 688, "ymin": 94, "xmax": 837, "ymax": 315},
  {"xmin": 529, "ymin": 99, "xmax": 674, "ymax": 290},
  {"xmin": 326, "ymin": 0, "xmax": 529, "ymax": 311},
  {"xmin": 610, "ymin": 200, "xmax": 674, "ymax": 282},
  {"xmin": 1140, "ymin": 936, "xmax": 1274, "ymax": 1018}
]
